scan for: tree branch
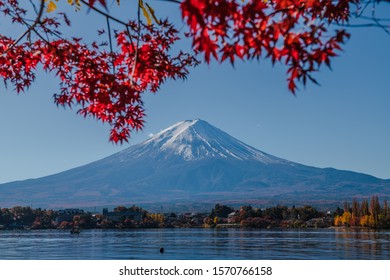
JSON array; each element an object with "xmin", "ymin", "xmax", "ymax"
[
  {"xmin": 5, "ymin": 0, "xmax": 45, "ymax": 51},
  {"xmin": 131, "ymin": 0, "xmax": 142, "ymax": 86},
  {"xmin": 79, "ymin": 0, "xmax": 130, "ymax": 27},
  {"xmin": 106, "ymin": 16, "xmax": 116, "ymax": 74},
  {"xmin": 79, "ymin": 0, "xmax": 137, "ymax": 44}
]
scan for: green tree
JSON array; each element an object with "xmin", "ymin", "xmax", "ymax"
[
  {"xmin": 296, "ymin": 205, "xmax": 320, "ymax": 221},
  {"xmin": 210, "ymin": 204, "xmax": 235, "ymax": 218},
  {"xmin": 264, "ymin": 205, "xmax": 288, "ymax": 220},
  {"xmin": 11, "ymin": 206, "xmax": 35, "ymax": 225},
  {"xmin": 79, "ymin": 213, "xmax": 95, "ymax": 229},
  {"xmin": 334, "ymin": 207, "xmax": 344, "ymax": 217},
  {"xmin": 0, "ymin": 208, "xmax": 12, "ymax": 227}
]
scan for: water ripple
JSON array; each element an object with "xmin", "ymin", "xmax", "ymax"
[{"xmin": 0, "ymin": 228, "xmax": 389, "ymax": 260}]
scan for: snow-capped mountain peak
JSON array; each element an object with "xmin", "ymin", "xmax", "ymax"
[{"xmin": 126, "ymin": 119, "xmax": 283, "ymax": 163}]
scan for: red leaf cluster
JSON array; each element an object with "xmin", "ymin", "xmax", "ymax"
[
  {"xmin": 0, "ymin": 1, "xmax": 197, "ymax": 143},
  {"xmin": 181, "ymin": 0, "xmax": 354, "ymax": 92}
]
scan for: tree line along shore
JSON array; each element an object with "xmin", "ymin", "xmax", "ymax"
[{"xmin": 1, "ymin": 196, "xmax": 389, "ymax": 230}]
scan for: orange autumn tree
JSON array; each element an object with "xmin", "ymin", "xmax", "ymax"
[{"xmin": 1, "ymin": 0, "xmax": 388, "ymax": 143}]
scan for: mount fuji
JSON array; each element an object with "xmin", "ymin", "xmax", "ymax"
[{"xmin": 0, "ymin": 119, "xmax": 389, "ymax": 209}]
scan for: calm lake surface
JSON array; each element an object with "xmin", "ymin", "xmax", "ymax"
[{"xmin": 1, "ymin": 228, "xmax": 389, "ymax": 260}]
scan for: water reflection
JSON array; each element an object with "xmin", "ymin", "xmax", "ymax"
[
  {"xmin": 333, "ymin": 228, "xmax": 390, "ymax": 259},
  {"xmin": 0, "ymin": 228, "xmax": 389, "ymax": 259}
]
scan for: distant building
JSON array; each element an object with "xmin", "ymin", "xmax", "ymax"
[
  {"xmin": 56, "ymin": 209, "xmax": 84, "ymax": 223},
  {"xmin": 306, "ymin": 218, "xmax": 332, "ymax": 228},
  {"xmin": 178, "ymin": 212, "xmax": 208, "ymax": 226},
  {"xmin": 227, "ymin": 211, "xmax": 239, "ymax": 223},
  {"xmin": 163, "ymin": 212, "xmax": 178, "ymax": 223},
  {"xmin": 102, "ymin": 208, "xmax": 143, "ymax": 223}
]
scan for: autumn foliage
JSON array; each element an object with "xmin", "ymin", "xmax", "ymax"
[
  {"xmin": 0, "ymin": 0, "xmax": 198, "ymax": 142},
  {"xmin": 333, "ymin": 196, "xmax": 390, "ymax": 228},
  {"xmin": 0, "ymin": 0, "xmax": 382, "ymax": 142},
  {"xmin": 181, "ymin": 0, "xmax": 352, "ymax": 92}
]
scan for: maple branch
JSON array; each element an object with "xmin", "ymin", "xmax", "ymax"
[
  {"xmin": 125, "ymin": 25, "xmax": 136, "ymax": 54},
  {"xmin": 79, "ymin": 0, "xmax": 129, "ymax": 27},
  {"xmin": 106, "ymin": 16, "xmax": 116, "ymax": 74},
  {"xmin": 29, "ymin": 0, "xmax": 40, "ymax": 15},
  {"xmin": 350, "ymin": 0, "xmax": 390, "ymax": 33},
  {"xmin": 357, "ymin": 15, "xmax": 390, "ymax": 22},
  {"xmin": 79, "ymin": 0, "xmax": 138, "ymax": 58},
  {"xmin": 78, "ymin": 0, "xmax": 151, "ymax": 86},
  {"xmin": 372, "ymin": 17, "xmax": 390, "ymax": 35},
  {"xmin": 336, "ymin": 20, "xmax": 390, "ymax": 34},
  {"xmin": 24, "ymin": 0, "xmax": 46, "ymax": 35},
  {"xmin": 106, "ymin": 16, "xmax": 113, "ymax": 54},
  {"xmin": 5, "ymin": 0, "xmax": 45, "ymax": 52},
  {"xmin": 131, "ymin": 0, "xmax": 142, "ymax": 86}
]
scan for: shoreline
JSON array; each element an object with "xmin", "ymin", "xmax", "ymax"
[{"xmin": 1, "ymin": 225, "xmax": 388, "ymax": 231}]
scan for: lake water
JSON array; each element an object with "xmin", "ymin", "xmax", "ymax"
[{"xmin": 1, "ymin": 228, "xmax": 390, "ymax": 260}]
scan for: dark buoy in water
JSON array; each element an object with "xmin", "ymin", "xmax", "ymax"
[{"xmin": 159, "ymin": 247, "xmax": 164, "ymax": 254}]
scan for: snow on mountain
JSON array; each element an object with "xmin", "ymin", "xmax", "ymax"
[{"xmin": 118, "ymin": 119, "xmax": 286, "ymax": 163}]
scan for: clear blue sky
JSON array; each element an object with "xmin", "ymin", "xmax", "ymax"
[{"xmin": 0, "ymin": 2, "xmax": 389, "ymax": 184}]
